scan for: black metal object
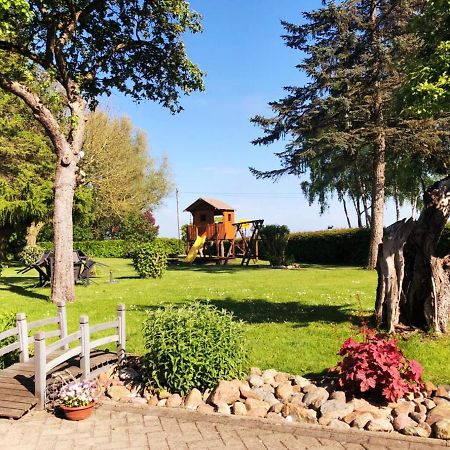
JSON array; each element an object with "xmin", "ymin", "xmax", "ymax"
[{"xmin": 17, "ymin": 250, "xmax": 99, "ymax": 287}]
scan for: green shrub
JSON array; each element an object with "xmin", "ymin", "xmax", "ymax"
[
  {"xmin": 142, "ymin": 302, "xmax": 247, "ymax": 394},
  {"xmin": 260, "ymin": 224, "xmax": 290, "ymax": 265},
  {"xmin": 18, "ymin": 245, "xmax": 43, "ymax": 266},
  {"xmin": 131, "ymin": 242, "xmax": 168, "ymax": 278},
  {"xmin": 0, "ymin": 312, "xmax": 19, "ymax": 369},
  {"xmin": 287, "ymin": 228, "xmax": 370, "ymax": 265}
]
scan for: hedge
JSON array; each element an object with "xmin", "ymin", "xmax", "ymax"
[
  {"xmin": 38, "ymin": 238, "xmax": 184, "ymax": 258},
  {"xmin": 286, "ymin": 228, "xmax": 371, "ymax": 266}
]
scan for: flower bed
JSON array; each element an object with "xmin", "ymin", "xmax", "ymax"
[{"xmin": 98, "ymin": 363, "xmax": 450, "ymax": 441}]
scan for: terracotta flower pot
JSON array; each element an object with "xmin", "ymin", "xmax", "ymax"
[{"xmin": 60, "ymin": 401, "xmax": 95, "ymax": 421}]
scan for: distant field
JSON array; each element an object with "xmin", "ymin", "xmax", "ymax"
[{"xmin": 1, "ymin": 259, "xmax": 449, "ymax": 384}]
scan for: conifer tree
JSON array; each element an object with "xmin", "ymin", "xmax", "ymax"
[{"xmin": 251, "ymin": 0, "xmax": 449, "ymax": 268}]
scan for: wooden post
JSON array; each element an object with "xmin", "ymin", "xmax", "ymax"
[
  {"xmin": 117, "ymin": 304, "xmax": 126, "ymax": 365},
  {"xmin": 34, "ymin": 332, "xmax": 46, "ymax": 410},
  {"xmin": 57, "ymin": 301, "xmax": 68, "ymax": 350},
  {"xmin": 79, "ymin": 315, "xmax": 90, "ymax": 380},
  {"xmin": 16, "ymin": 312, "xmax": 29, "ymax": 363}
]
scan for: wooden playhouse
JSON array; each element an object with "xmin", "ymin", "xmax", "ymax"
[{"xmin": 184, "ymin": 198, "xmax": 263, "ymax": 264}]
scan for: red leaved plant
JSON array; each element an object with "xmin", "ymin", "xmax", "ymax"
[{"xmin": 331, "ymin": 327, "xmax": 423, "ymax": 403}]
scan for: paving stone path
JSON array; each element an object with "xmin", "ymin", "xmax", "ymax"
[{"xmin": 0, "ymin": 401, "xmax": 448, "ymax": 450}]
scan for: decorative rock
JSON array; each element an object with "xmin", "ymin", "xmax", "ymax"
[
  {"xmin": 262, "ymin": 369, "xmax": 278, "ymax": 385},
  {"xmin": 261, "ymin": 383, "xmax": 275, "ymax": 394},
  {"xmin": 250, "ymin": 367, "xmax": 262, "ymax": 376},
  {"xmin": 107, "ymin": 385, "xmax": 131, "ymax": 401},
  {"xmin": 302, "ymin": 384, "xmax": 317, "ymax": 394},
  {"xmin": 118, "ymin": 367, "xmax": 140, "ymax": 382},
  {"xmin": 239, "ymin": 386, "xmax": 263, "ymax": 400},
  {"xmin": 245, "ymin": 398, "xmax": 270, "ymax": 418},
  {"xmin": 415, "ymin": 403, "xmax": 427, "ymax": 415},
  {"xmin": 427, "ymin": 404, "xmax": 450, "ymax": 425},
  {"xmin": 232, "ymin": 402, "xmax": 247, "ymax": 416},
  {"xmin": 166, "ymin": 394, "xmax": 183, "ymax": 408},
  {"xmin": 433, "ymin": 419, "xmax": 450, "ymax": 440},
  {"xmin": 248, "ymin": 375, "xmax": 264, "ymax": 388},
  {"xmin": 434, "ymin": 397, "xmax": 450, "ymax": 406},
  {"xmin": 143, "ymin": 389, "xmax": 153, "ymax": 401},
  {"xmin": 291, "ymin": 376, "xmax": 311, "ymax": 388},
  {"xmin": 424, "ymin": 399, "xmax": 437, "ymax": 410},
  {"xmin": 216, "ymin": 402, "xmax": 231, "ymax": 415},
  {"xmin": 403, "ymin": 423, "xmax": 431, "ymax": 438},
  {"xmin": 290, "ymin": 393, "xmax": 305, "ymax": 406},
  {"xmin": 424, "ymin": 381, "xmax": 437, "ymax": 396},
  {"xmin": 210, "ymin": 381, "xmax": 240, "ymax": 406},
  {"xmin": 349, "ymin": 398, "xmax": 390, "ymax": 419},
  {"xmin": 270, "ymin": 403, "xmax": 283, "ymax": 414},
  {"xmin": 328, "ymin": 419, "xmax": 350, "ymax": 430},
  {"xmin": 330, "ymin": 391, "xmax": 346, "ymax": 403},
  {"xmin": 393, "ymin": 413, "xmax": 417, "ymax": 431},
  {"xmin": 261, "ymin": 393, "xmax": 279, "ymax": 407},
  {"xmin": 352, "ymin": 413, "xmax": 373, "ymax": 429},
  {"xmin": 185, "ymin": 388, "xmax": 203, "ymax": 410},
  {"xmin": 392, "ymin": 401, "xmax": 415, "ymax": 416},
  {"xmin": 320, "ymin": 399, "xmax": 353, "ymax": 419},
  {"xmin": 436, "ymin": 386, "xmax": 450, "ymax": 398},
  {"xmin": 366, "ymin": 418, "xmax": 394, "ymax": 432},
  {"xmin": 289, "ymin": 404, "xmax": 317, "ymax": 424},
  {"xmin": 197, "ymin": 404, "xmax": 215, "ymax": 414},
  {"xmin": 274, "ymin": 373, "xmax": 290, "ymax": 384},
  {"xmin": 157, "ymin": 399, "xmax": 167, "ymax": 407},
  {"xmin": 158, "ymin": 389, "xmax": 170, "ymax": 400},
  {"xmin": 303, "ymin": 387, "xmax": 329, "ymax": 410},
  {"xmin": 410, "ymin": 411, "xmax": 426, "ymax": 423},
  {"xmin": 275, "ymin": 382, "xmax": 294, "ymax": 402},
  {"xmin": 147, "ymin": 396, "xmax": 158, "ymax": 406}
]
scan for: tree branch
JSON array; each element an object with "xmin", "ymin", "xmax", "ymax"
[
  {"xmin": 0, "ymin": 41, "xmax": 48, "ymax": 68},
  {"xmin": 0, "ymin": 74, "xmax": 69, "ymax": 157}
]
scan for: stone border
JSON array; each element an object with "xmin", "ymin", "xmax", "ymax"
[{"xmin": 100, "ymin": 399, "xmax": 450, "ymax": 449}]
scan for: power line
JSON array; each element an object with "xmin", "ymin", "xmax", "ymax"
[{"xmin": 178, "ymin": 191, "xmax": 304, "ymax": 198}]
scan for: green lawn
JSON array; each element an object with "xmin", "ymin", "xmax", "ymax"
[{"xmin": 1, "ymin": 259, "xmax": 449, "ymax": 384}]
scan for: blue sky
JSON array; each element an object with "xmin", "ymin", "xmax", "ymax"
[{"xmin": 106, "ymin": 0, "xmax": 405, "ymax": 237}]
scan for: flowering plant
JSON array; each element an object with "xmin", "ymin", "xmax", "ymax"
[{"xmin": 59, "ymin": 380, "xmax": 94, "ymax": 407}]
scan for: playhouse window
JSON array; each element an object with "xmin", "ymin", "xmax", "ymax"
[
  {"xmin": 228, "ymin": 213, "xmax": 232, "ymax": 221},
  {"xmin": 200, "ymin": 214, "xmax": 206, "ymax": 222}
]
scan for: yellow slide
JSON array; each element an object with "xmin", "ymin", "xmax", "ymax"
[{"xmin": 184, "ymin": 234, "xmax": 207, "ymax": 263}]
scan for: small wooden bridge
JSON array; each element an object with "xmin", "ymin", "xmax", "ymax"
[{"xmin": 0, "ymin": 303, "xmax": 125, "ymax": 419}]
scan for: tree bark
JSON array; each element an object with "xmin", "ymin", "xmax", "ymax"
[
  {"xmin": 400, "ymin": 176, "xmax": 450, "ymax": 333},
  {"xmin": 26, "ymin": 221, "xmax": 45, "ymax": 247},
  {"xmin": 376, "ymin": 176, "xmax": 450, "ymax": 334},
  {"xmin": 367, "ymin": 127, "xmax": 386, "ymax": 268}
]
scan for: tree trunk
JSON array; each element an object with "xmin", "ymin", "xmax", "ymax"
[
  {"xmin": 0, "ymin": 225, "xmax": 13, "ymax": 261},
  {"xmin": 375, "ymin": 218, "xmax": 415, "ymax": 332},
  {"xmin": 367, "ymin": 128, "xmax": 386, "ymax": 268},
  {"xmin": 376, "ymin": 176, "xmax": 450, "ymax": 333},
  {"xmin": 400, "ymin": 176, "xmax": 450, "ymax": 333},
  {"xmin": 26, "ymin": 221, "xmax": 45, "ymax": 247},
  {"xmin": 51, "ymin": 97, "xmax": 86, "ymax": 304},
  {"xmin": 51, "ymin": 156, "xmax": 77, "ymax": 303}
]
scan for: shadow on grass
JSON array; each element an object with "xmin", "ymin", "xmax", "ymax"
[
  {"xmin": 0, "ymin": 277, "xmax": 49, "ymax": 301},
  {"xmin": 129, "ymin": 297, "xmax": 363, "ymax": 328}
]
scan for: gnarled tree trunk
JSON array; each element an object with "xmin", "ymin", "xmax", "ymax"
[
  {"xmin": 26, "ymin": 221, "xmax": 45, "ymax": 247},
  {"xmin": 375, "ymin": 176, "xmax": 450, "ymax": 333}
]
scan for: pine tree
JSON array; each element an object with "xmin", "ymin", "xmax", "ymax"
[{"xmin": 251, "ymin": 0, "xmax": 449, "ymax": 268}]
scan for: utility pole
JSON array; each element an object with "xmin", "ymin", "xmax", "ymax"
[{"xmin": 176, "ymin": 188, "xmax": 181, "ymax": 240}]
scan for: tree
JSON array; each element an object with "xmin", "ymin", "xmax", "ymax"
[
  {"xmin": 0, "ymin": 0, "xmax": 203, "ymax": 302},
  {"xmin": 400, "ymin": 0, "xmax": 450, "ymax": 117},
  {"xmin": 0, "ymin": 85, "xmax": 55, "ymax": 258},
  {"xmin": 81, "ymin": 110, "xmax": 172, "ymax": 238},
  {"xmin": 250, "ymin": 1, "xmax": 448, "ymax": 268}
]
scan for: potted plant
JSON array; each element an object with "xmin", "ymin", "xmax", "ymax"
[{"xmin": 59, "ymin": 380, "xmax": 95, "ymax": 421}]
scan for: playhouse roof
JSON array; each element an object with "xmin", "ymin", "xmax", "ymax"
[{"xmin": 184, "ymin": 198, "xmax": 234, "ymax": 213}]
